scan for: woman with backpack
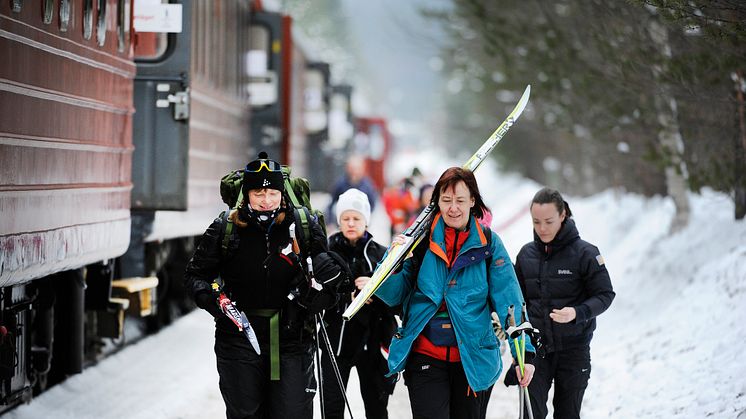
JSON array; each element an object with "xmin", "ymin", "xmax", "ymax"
[
  {"xmin": 320, "ymin": 188, "xmax": 397, "ymax": 419},
  {"xmin": 184, "ymin": 152, "xmax": 349, "ymax": 419},
  {"xmin": 511, "ymin": 187, "xmax": 615, "ymax": 419},
  {"xmin": 375, "ymin": 167, "xmax": 534, "ymax": 419}
]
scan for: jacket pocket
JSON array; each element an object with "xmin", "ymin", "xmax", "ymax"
[{"xmin": 478, "ymin": 328, "xmax": 498, "ymax": 349}]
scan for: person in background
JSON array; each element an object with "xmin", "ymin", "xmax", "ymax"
[
  {"xmin": 382, "ymin": 177, "xmax": 418, "ymax": 236},
  {"xmin": 184, "ymin": 152, "xmax": 349, "ymax": 419},
  {"xmin": 328, "ymin": 155, "xmax": 378, "ymax": 227},
  {"xmin": 321, "ymin": 188, "xmax": 397, "ymax": 419},
  {"xmin": 375, "ymin": 167, "xmax": 534, "ymax": 419},
  {"xmin": 512, "ymin": 187, "xmax": 615, "ymax": 419}
]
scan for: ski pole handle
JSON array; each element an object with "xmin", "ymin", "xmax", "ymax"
[
  {"xmin": 521, "ymin": 302, "xmax": 528, "ymax": 323},
  {"xmin": 507, "ymin": 305, "xmax": 516, "ymax": 327}
]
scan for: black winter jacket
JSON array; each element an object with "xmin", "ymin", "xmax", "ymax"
[
  {"xmin": 184, "ymin": 207, "xmax": 328, "ymax": 351},
  {"xmin": 324, "ymin": 232, "xmax": 397, "ymax": 360},
  {"xmin": 514, "ymin": 218, "xmax": 615, "ymax": 353}
]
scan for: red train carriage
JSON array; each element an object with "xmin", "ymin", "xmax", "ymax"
[
  {"xmin": 0, "ymin": 0, "xmax": 135, "ymax": 406},
  {"xmin": 0, "ymin": 0, "xmax": 134, "ymax": 286}
]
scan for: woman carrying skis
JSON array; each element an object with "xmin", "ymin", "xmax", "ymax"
[
  {"xmin": 320, "ymin": 188, "xmax": 397, "ymax": 419},
  {"xmin": 184, "ymin": 152, "xmax": 349, "ymax": 419},
  {"xmin": 375, "ymin": 167, "xmax": 534, "ymax": 419},
  {"xmin": 511, "ymin": 187, "xmax": 615, "ymax": 419}
]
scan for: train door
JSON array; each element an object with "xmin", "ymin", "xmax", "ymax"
[
  {"xmin": 247, "ymin": 11, "xmax": 286, "ymax": 163},
  {"xmin": 125, "ymin": 0, "xmax": 193, "ymax": 279},
  {"xmin": 304, "ymin": 62, "xmax": 331, "ymax": 189},
  {"xmin": 132, "ymin": 0, "xmax": 193, "ymax": 212}
]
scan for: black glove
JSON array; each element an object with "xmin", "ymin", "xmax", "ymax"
[
  {"xmin": 195, "ymin": 291, "xmax": 221, "ymax": 319},
  {"xmin": 311, "ymin": 251, "xmax": 351, "ymax": 290},
  {"xmin": 503, "ymin": 361, "xmax": 519, "ymax": 387},
  {"xmin": 503, "ymin": 355, "xmax": 535, "ymax": 387},
  {"xmin": 294, "ymin": 251, "xmax": 352, "ymax": 314}
]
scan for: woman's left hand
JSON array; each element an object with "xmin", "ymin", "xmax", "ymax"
[
  {"xmin": 354, "ymin": 276, "xmax": 370, "ymax": 290},
  {"xmin": 549, "ymin": 307, "xmax": 576, "ymax": 323},
  {"xmin": 352, "ymin": 276, "xmax": 373, "ymax": 305},
  {"xmin": 516, "ymin": 363, "xmax": 535, "ymax": 387}
]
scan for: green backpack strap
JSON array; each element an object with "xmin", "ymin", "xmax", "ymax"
[
  {"xmin": 220, "ymin": 186, "xmax": 243, "ymax": 256},
  {"xmin": 284, "ymin": 177, "xmax": 313, "ymax": 252}
]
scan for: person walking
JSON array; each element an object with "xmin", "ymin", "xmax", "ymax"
[
  {"xmin": 328, "ymin": 155, "xmax": 378, "ymax": 227},
  {"xmin": 375, "ymin": 167, "xmax": 534, "ymax": 419},
  {"xmin": 320, "ymin": 188, "xmax": 397, "ymax": 418},
  {"xmin": 512, "ymin": 187, "xmax": 615, "ymax": 419},
  {"xmin": 184, "ymin": 152, "xmax": 349, "ymax": 419}
]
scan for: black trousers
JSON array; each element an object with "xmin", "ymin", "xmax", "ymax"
[
  {"xmin": 404, "ymin": 353, "xmax": 493, "ymax": 419},
  {"xmin": 214, "ymin": 329, "xmax": 316, "ymax": 419},
  {"xmin": 527, "ymin": 345, "xmax": 591, "ymax": 419},
  {"xmin": 320, "ymin": 346, "xmax": 392, "ymax": 419}
]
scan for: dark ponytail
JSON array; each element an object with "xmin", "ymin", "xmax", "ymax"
[{"xmin": 531, "ymin": 187, "xmax": 572, "ymax": 219}]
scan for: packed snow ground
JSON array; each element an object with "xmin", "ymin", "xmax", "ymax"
[{"xmin": 5, "ymin": 162, "xmax": 746, "ymax": 418}]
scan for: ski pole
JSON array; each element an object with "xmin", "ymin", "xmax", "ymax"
[
  {"xmin": 520, "ymin": 303, "xmax": 535, "ymax": 419},
  {"xmin": 317, "ymin": 313, "xmax": 355, "ymax": 419},
  {"xmin": 507, "ymin": 306, "xmax": 524, "ymax": 419},
  {"xmin": 314, "ymin": 319, "xmax": 325, "ymax": 419},
  {"xmin": 508, "ymin": 305, "xmax": 535, "ymax": 419}
]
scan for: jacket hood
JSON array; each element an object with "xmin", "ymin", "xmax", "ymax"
[{"xmin": 534, "ymin": 217, "xmax": 580, "ymax": 254}]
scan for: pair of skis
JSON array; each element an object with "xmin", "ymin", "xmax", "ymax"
[{"xmin": 342, "ymin": 85, "xmax": 532, "ymax": 321}]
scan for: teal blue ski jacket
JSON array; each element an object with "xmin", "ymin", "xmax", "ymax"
[{"xmin": 375, "ymin": 213, "xmax": 533, "ymax": 391}]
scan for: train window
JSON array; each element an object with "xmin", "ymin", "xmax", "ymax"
[
  {"xmin": 117, "ymin": 0, "xmax": 130, "ymax": 52},
  {"xmin": 96, "ymin": 0, "xmax": 106, "ymax": 46},
  {"xmin": 83, "ymin": 0, "xmax": 93, "ymax": 40},
  {"xmin": 43, "ymin": 0, "xmax": 53, "ymax": 24},
  {"xmin": 59, "ymin": 0, "xmax": 70, "ymax": 32},
  {"xmin": 132, "ymin": 0, "xmax": 172, "ymax": 60},
  {"xmin": 304, "ymin": 68, "xmax": 328, "ymax": 133},
  {"xmin": 10, "ymin": 0, "xmax": 21, "ymax": 13},
  {"xmin": 246, "ymin": 24, "xmax": 277, "ymax": 107}
]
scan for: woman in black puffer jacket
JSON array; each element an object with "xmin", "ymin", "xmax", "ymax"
[
  {"xmin": 184, "ymin": 153, "xmax": 349, "ymax": 419},
  {"xmin": 513, "ymin": 187, "xmax": 615, "ymax": 419},
  {"xmin": 321, "ymin": 188, "xmax": 397, "ymax": 419}
]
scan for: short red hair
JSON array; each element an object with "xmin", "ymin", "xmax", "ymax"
[{"xmin": 432, "ymin": 167, "xmax": 489, "ymax": 220}]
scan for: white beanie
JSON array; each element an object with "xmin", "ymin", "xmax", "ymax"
[{"xmin": 336, "ymin": 188, "xmax": 371, "ymax": 226}]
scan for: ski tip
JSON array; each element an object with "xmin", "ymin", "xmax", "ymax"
[{"xmin": 519, "ymin": 85, "xmax": 531, "ymax": 105}]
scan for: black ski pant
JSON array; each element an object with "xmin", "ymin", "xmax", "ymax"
[
  {"xmin": 403, "ymin": 352, "xmax": 493, "ymax": 419},
  {"xmin": 526, "ymin": 345, "xmax": 591, "ymax": 419},
  {"xmin": 320, "ymin": 347, "xmax": 391, "ymax": 419},
  {"xmin": 214, "ymin": 329, "xmax": 316, "ymax": 419}
]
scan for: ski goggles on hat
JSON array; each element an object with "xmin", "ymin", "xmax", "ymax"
[{"xmin": 245, "ymin": 159, "xmax": 281, "ymax": 173}]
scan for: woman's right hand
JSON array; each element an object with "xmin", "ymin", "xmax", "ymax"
[
  {"xmin": 391, "ymin": 234, "xmax": 407, "ymax": 246},
  {"xmin": 516, "ymin": 363, "xmax": 535, "ymax": 387}
]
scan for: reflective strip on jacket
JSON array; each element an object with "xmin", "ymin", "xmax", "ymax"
[{"xmin": 375, "ymin": 214, "xmax": 533, "ymax": 391}]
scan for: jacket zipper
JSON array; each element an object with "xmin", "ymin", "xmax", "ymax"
[{"xmin": 450, "ymin": 230, "xmax": 460, "ymax": 267}]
